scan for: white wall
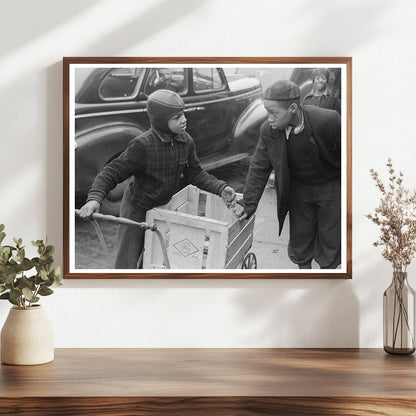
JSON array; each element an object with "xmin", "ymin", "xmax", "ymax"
[{"xmin": 1, "ymin": 0, "xmax": 415, "ymax": 348}]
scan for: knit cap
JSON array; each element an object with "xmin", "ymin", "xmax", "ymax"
[
  {"xmin": 264, "ymin": 80, "xmax": 300, "ymax": 101},
  {"xmin": 146, "ymin": 89, "xmax": 185, "ymax": 133}
]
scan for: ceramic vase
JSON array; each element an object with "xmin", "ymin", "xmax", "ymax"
[{"xmin": 1, "ymin": 305, "xmax": 54, "ymax": 365}]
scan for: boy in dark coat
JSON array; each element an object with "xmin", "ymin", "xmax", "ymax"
[
  {"xmin": 79, "ymin": 89, "xmax": 235, "ymax": 269},
  {"xmin": 233, "ymin": 80, "xmax": 341, "ymax": 269}
]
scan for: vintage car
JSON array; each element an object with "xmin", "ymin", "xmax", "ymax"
[{"xmin": 74, "ymin": 66, "xmax": 267, "ymax": 213}]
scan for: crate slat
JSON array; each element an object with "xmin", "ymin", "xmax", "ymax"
[
  {"xmin": 225, "ymin": 234, "xmax": 254, "ymax": 269},
  {"xmin": 205, "ymin": 230, "xmax": 228, "ymax": 269},
  {"xmin": 226, "ymin": 215, "xmax": 255, "ymax": 263}
]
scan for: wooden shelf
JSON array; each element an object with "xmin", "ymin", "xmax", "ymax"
[{"xmin": 1, "ymin": 348, "xmax": 415, "ymax": 415}]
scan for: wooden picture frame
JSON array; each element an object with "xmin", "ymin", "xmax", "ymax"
[{"xmin": 63, "ymin": 57, "xmax": 352, "ymax": 279}]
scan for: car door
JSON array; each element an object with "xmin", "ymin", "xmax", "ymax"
[{"xmin": 184, "ymin": 68, "xmax": 233, "ymax": 159}]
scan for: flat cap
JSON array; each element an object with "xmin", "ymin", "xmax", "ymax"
[{"xmin": 264, "ymin": 80, "xmax": 300, "ymax": 101}]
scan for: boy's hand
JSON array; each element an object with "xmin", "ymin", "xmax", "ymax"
[
  {"xmin": 79, "ymin": 200, "xmax": 100, "ymax": 220},
  {"xmin": 221, "ymin": 186, "xmax": 236, "ymax": 208},
  {"xmin": 232, "ymin": 203, "xmax": 248, "ymax": 221}
]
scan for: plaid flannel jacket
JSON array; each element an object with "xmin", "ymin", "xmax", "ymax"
[{"xmin": 87, "ymin": 128, "xmax": 227, "ymax": 211}]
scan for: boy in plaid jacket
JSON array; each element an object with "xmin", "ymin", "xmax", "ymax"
[{"xmin": 79, "ymin": 89, "xmax": 235, "ymax": 269}]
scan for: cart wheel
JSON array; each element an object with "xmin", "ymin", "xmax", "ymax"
[{"xmin": 242, "ymin": 252, "xmax": 257, "ymax": 269}]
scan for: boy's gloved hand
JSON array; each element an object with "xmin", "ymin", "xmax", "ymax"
[
  {"xmin": 79, "ymin": 200, "xmax": 100, "ymax": 220},
  {"xmin": 220, "ymin": 186, "xmax": 236, "ymax": 208}
]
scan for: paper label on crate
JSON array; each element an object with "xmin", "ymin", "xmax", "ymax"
[{"xmin": 173, "ymin": 239, "xmax": 199, "ymax": 257}]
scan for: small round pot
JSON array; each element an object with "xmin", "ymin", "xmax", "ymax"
[{"xmin": 1, "ymin": 305, "xmax": 54, "ymax": 365}]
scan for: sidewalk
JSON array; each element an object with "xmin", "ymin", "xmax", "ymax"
[{"xmin": 249, "ymin": 186, "xmax": 297, "ymax": 269}]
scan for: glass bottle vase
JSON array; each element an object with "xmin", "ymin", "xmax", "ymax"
[{"xmin": 383, "ymin": 271, "xmax": 416, "ymax": 355}]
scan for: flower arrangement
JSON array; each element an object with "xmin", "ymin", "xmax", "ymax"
[
  {"xmin": 367, "ymin": 159, "xmax": 416, "ymax": 354},
  {"xmin": 0, "ymin": 224, "xmax": 62, "ymax": 309},
  {"xmin": 366, "ymin": 159, "xmax": 416, "ymax": 272}
]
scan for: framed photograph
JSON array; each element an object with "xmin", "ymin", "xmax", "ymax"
[{"xmin": 63, "ymin": 57, "xmax": 352, "ymax": 279}]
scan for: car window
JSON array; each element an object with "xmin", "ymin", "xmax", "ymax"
[
  {"xmin": 193, "ymin": 68, "xmax": 225, "ymax": 92},
  {"xmin": 143, "ymin": 68, "xmax": 187, "ymax": 96},
  {"xmin": 99, "ymin": 68, "xmax": 144, "ymax": 100}
]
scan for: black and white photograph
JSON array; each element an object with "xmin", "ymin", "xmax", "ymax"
[{"xmin": 63, "ymin": 58, "xmax": 352, "ymax": 279}]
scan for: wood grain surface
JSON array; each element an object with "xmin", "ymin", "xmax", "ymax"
[{"xmin": 1, "ymin": 348, "xmax": 414, "ymax": 415}]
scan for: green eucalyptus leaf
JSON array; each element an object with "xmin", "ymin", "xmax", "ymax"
[
  {"xmin": 34, "ymin": 275, "xmax": 43, "ymax": 285},
  {"xmin": 53, "ymin": 267, "xmax": 63, "ymax": 285},
  {"xmin": 17, "ymin": 248, "xmax": 25, "ymax": 263},
  {"xmin": 21, "ymin": 258, "xmax": 34, "ymax": 271},
  {"xmin": 9, "ymin": 288, "xmax": 21, "ymax": 301},
  {"xmin": 0, "ymin": 292, "xmax": 10, "ymax": 299},
  {"xmin": 45, "ymin": 245, "xmax": 55, "ymax": 256},
  {"xmin": 13, "ymin": 237, "xmax": 23, "ymax": 249},
  {"xmin": 0, "ymin": 231, "xmax": 6, "ymax": 244},
  {"xmin": 22, "ymin": 287, "xmax": 34, "ymax": 301},
  {"xmin": 0, "ymin": 224, "xmax": 5, "ymax": 232},
  {"xmin": 38, "ymin": 287, "xmax": 53, "ymax": 296},
  {"xmin": 39, "ymin": 269, "xmax": 48, "ymax": 281},
  {"xmin": 2, "ymin": 271, "xmax": 17, "ymax": 285},
  {"xmin": 0, "ymin": 247, "xmax": 12, "ymax": 265},
  {"xmin": 0, "ymin": 285, "xmax": 6, "ymax": 294},
  {"xmin": 0, "ymin": 246, "xmax": 11, "ymax": 255},
  {"xmin": 17, "ymin": 276, "xmax": 35, "ymax": 290}
]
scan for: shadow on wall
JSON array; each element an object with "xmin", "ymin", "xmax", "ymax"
[
  {"xmin": 85, "ymin": 0, "xmax": 203, "ymax": 55},
  {"xmin": 233, "ymin": 280, "xmax": 359, "ymax": 348},
  {"xmin": 2, "ymin": 0, "xmax": 203, "ymax": 56},
  {"xmin": 294, "ymin": 0, "xmax": 392, "ymax": 51},
  {"xmin": 1, "ymin": 0, "xmax": 101, "ymax": 56}
]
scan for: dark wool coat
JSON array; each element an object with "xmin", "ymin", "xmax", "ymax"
[{"xmin": 238, "ymin": 105, "xmax": 341, "ymax": 235}]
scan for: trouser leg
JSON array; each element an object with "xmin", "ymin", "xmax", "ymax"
[
  {"xmin": 287, "ymin": 182, "xmax": 317, "ymax": 268},
  {"xmin": 114, "ymin": 191, "xmax": 147, "ymax": 269},
  {"xmin": 315, "ymin": 178, "xmax": 341, "ymax": 269}
]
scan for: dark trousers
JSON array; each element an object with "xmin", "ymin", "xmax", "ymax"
[
  {"xmin": 115, "ymin": 187, "xmax": 147, "ymax": 269},
  {"xmin": 287, "ymin": 177, "xmax": 341, "ymax": 269}
]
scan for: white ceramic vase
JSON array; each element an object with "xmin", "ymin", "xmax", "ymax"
[{"xmin": 1, "ymin": 305, "xmax": 54, "ymax": 365}]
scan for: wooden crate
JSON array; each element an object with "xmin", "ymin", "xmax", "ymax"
[{"xmin": 143, "ymin": 185, "xmax": 255, "ymax": 269}]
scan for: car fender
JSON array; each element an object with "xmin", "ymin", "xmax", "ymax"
[
  {"xmin": 231, "ymin": 98, "xmax": 267, "ymax": 152},
  {"xmin": 75, "ymin": 122, "xmax": 145, "ymax": 204}
]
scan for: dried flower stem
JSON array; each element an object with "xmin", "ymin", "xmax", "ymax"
[{"xmin": 366, "ymin": 159, "xmax": 416, "ymax": 272}]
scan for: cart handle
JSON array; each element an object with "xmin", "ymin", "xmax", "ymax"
[
  {"xmin": 75, "ymin": 209, "xmax": 157, "ymax": 231},
  {"xmin": 75, "ymin": 209, "xmax": 171, "ymax": 269}
]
